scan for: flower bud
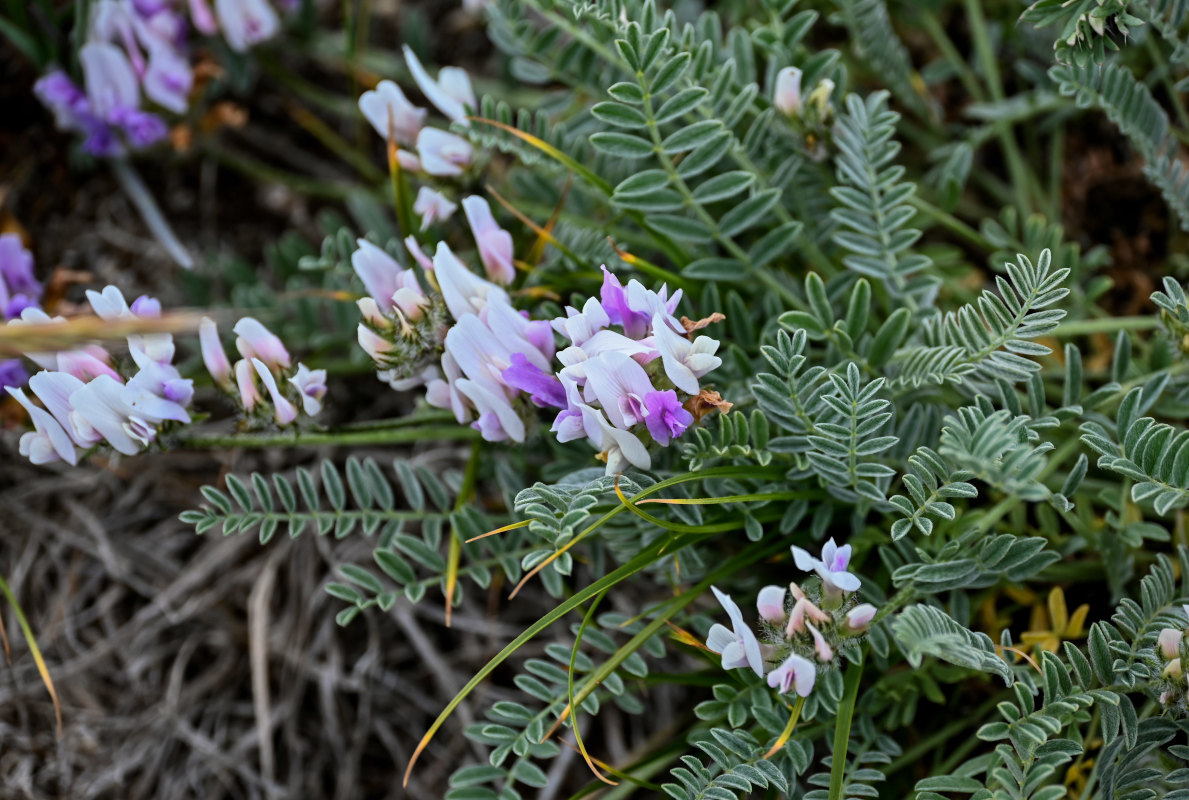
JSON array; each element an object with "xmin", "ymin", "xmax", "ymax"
[
  {"xmin": 1159, "ymin": 627, "xmax": 1183, "ymax": 660},
  {"xmin": 1164, "ymin": 658, "xmax": 1183, "ymax": 679},
  {"xmin": 199, "ymin": 317, "xmax": 234, "ymax": 391},
  {"xmin": 774, "ymin": 67, "xmax": 802, "ymax": 116},
  {"xmin": 846, "ymin": 603, "xmax": 877, "ymax": 633},
  {"xmin": 757, "ymin": 585, "xmax": 786, "ymax": 625}
]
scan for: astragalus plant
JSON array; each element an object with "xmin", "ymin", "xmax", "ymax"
[{"xmin": 7, "ymin": 0, "xmax": 1189, "ymax": 798}]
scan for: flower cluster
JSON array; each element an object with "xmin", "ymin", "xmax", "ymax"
[
  {"xmin": 199, "ymin": 316, "xmax": 327, "ymax": 427},
  {"xmin": 706, "ymin": 538, "xmax": 876, "ymax": 699},
  {"xmin": 3, "ymin": 286, "xmax": 322, "ymax": 465},
  {"xmin": 357, "ymin": 46, "xmax": 476, "ymax": 177},
  {"xmin": 351, "ymin": 53, "xmax": 722, "ymax": 472},
  {"xmin": 4, "ymin": 286, "xmax": 193, "ymax": 464},
  {"xmin": 352, "ymin": 234, "xmax": 723, "ymax": 471},
  {"xmin": 1156, "ymin": 606, "xmax": 1189, "ymax": 711},
  {"xmin": 0, "ymin": 234, "xmax": 45, "ymax": 389},
  {"xmin": 35, "ymin": 0, "xmax": 287, "ymax": 156}
]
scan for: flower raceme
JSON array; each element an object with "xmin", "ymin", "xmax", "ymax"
[
  {"xmin": 4, "ymin": 286, "xmax": 325, "ymax": 466},
  {"xmin": 35, "ymin": 0, "xmax": 287, "ymax": 156},
  {"xmin": 0, "ymin": 235, "xmax": 45, "ymax": 389},
  {"xmin": 704, "ymin": 540, "xmax": 876, "ymax": 700},
  {"xmin": 349, "ymin": 224, "xmax": 722, "ymax": 471}
]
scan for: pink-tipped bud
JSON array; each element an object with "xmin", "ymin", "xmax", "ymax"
[
  {"xmin": 785, "ymin": 596, "xmax": 829, "ymax": 638},
  {"xmin": 199, "ymin": 317, "xmax": 234, "ymax": 390},
  {"xmin": 1164, "ymin": 658, "xmax": 1183, "ymax": 679},
  {"xmin": 1160, "ymin": 628, "xmax": 1184, "ymax": 660},
  {"xmin": 234, "ymin": 359, "xmax": 262, "ymax": 411},
  {"xmin": 807, "ymin": 622, "xmax": 833, "ymax": 662},
  {"xmin": 357, "ymin": 298, "xmax": 390, "ymax": 328},
  {"xmin": 774, "ymin": 66, "xmax": 802, "ymax": 116},
  {"xmin": 357, "ymin": 325, "xmax": 393, "ymax": 362},
  {"xmin": 789, "ymin": 581, "xmax": 806, "ymax": 601},
  {"xmin": 846, "ymin": 603, "xmax": 877, "ymax": 633},
  {"xmin": 392, "ymin": 286, "xmax": 428, "ymax": 321},
  {"xmin": 757, "ymin": 585, "xmax": 786, "ymax": 625},
  {"xmin": 233, "ymin": 317, "xmax": 291, "ymax": 371}
]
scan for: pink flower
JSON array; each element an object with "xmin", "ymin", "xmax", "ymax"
[
  {"xmin": 706, "ymin": 586, "xmax": 764, "ymax": 677},
  {"xmin": 214, "ymin": 0, "xmax": 279, "ymax": 52},
  {"xmin": 766, "ymin": 652, "xmax": 815, "ymax": 697},
  {"xmin": 414, "ymin": 186, "xmax": 457, "ymax": 229},
  {"xmin": 199, "ymin": 317, "xmax": 233, "ymax": 390},
  {"xmin": 6, "ymin": 384, "xmax": 78, "ymax": 464},
  {"xmin": 462, "ymin": 196, "xmax": 515, "ymax": 284},
  {"xmin": 403, "ymin": 45, "xmax": 475, "ymax": 125},
  {"xmin": 233, "ymin": 317, "xmax": 291, "ymax": 371},
  {"xmin": 251, "ymin": 358, "xmax": 297, "ymax": 426},
  {"xmin": 416, "ymin": 128, "xmax": 472, "ymax": 176},
  {"xmin": 358, "ymin": 80, "xmax": 426, "ymax": 147}
]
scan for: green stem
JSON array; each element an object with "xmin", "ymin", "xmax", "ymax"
[
  {"xmin": 962, "ymin": 0, "xmax": 1036, "ymax": 215},
  {"xmin": 177, "ymin": 424, "xmax": 480, "ymax": 449},
  {"xmin": 828, "ymin": 653, "xmax": 864, "ymax": 800},
  {"xmin": 1053, "ymin": 316, "xmax": 1161, "ymax": 337},
  {"xmin": 909, "ymin": 196, "xmax": 986, "ymax": 248}
]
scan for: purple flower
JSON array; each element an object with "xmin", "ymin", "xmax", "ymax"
[
  {"xmin": 359, "ymin": 80, "xmax": 426, "ymax": 147},
  {"xmin": 188, "ymin": 0, "xmax": 219, "ymax": 34},
  {"xmin": 581, "ymin": 351, "xmax": 656, "ymax": 430},
  {"xmin": 81, "ymin": 42, "xmax": 140, "ymax": 123},
  {"xmin": 288, "ymin": 363, "xmax": 327, "ymax": 416},
  {"xmin": 791, "ymin": 538, "xmax": 861, "ymax": 594},
  {"xmin": 766, "ymin": 652, "xmax": 815, "ymax": 697},
  {"xmin": 416, "ymin": 128, "xmax": 473, "ymax": 176},
  {"xmin": 599, "ymin": 266, "xmax": 681, "ymax": 339},
  {"xmin": 705, "ymin": 586, "xmax": 764, "ymax": 677},
  {"xmin": 0, "ymin": 360, "xmax": 29, "ymax": 388},
  {"xmin": 643, "ymin": 389, "xmax": 692, "ymax": 446},
  {"xmin": 123, "ymin": 344, "xmax": 193, "ymax": 424},
  {"xmin": 0, "ymin": 234, "xmax": 41, "ymax": 299},
  {"xmin": 114, "ymin": 107, "xmax": 168, "ymax": 148},
  {"xmin": 403, "ymin": 45, "xmax": 475, "ymax": 125},
  {"xmin": 141, "ymin": 38, "xmax": 192, "ymax": 114},
  {"xmin": 34, "ymin": 71, "xmax": 89, "ymax": 129},
  {"xmin": 214, "ymin": 0, "xmax": 279, "ymax": 52},
  {"xmin": 462, "ymin": 196, "xmax": 515, "ymax": 284},
  {"xmin": 502, "ymin": 353, "xmax": 566, "ymax": 408}
]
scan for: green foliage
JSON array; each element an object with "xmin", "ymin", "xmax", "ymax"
[
  {"xmin": 830, "ymin": 91, "xmax": 937, "ymax": 306},
  {"xmin": 898, "ymin": 250, "xmax": 1069, "ymax": 389}
]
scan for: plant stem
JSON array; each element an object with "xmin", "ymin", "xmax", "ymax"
[
  {"xmin": 828, "ymin": 653, "xmax": 864, "ymax": 800},
  {"xmin": 177, "ymin": 424, "xmax": 480, "ymax": 450},
  {"xmin": 962, "ymin": 0, "xmax": 1037, "ymax": 215}
]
